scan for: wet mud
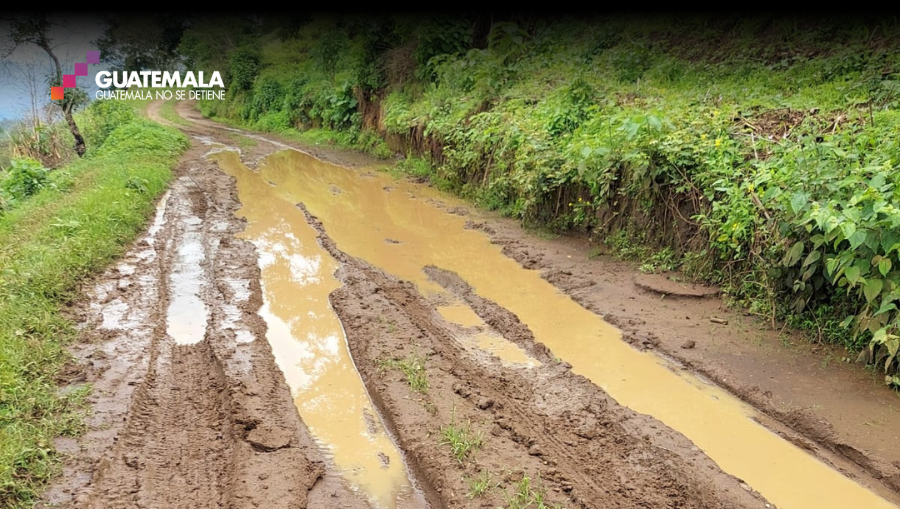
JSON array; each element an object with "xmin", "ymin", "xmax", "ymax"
[{"xmin": 41, "ymin": 127, "xmax": 376, "ymax": 508}]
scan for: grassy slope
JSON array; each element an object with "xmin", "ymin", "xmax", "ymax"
[{"xmin": 0, "ymin": 107, "xmax": 187, "ymax": 507}]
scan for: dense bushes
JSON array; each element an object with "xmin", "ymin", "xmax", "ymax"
[
  {"xmin": 183, "ymin": 14, "xmax": 900, "ymax": 377},
  {"xmin": 0, "ymin": 158, "xmax": 49, "ymax": 210}
]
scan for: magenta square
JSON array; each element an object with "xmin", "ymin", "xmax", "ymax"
[
  {"xmin": 63, "ymin": 74, "xmax": 76, "ymax": 88},
  {"xmin": 74, "ymin": 63, "xmax": 87, "ymax": 76},
  {"xmin": 86, "ymin": 51, "xmax": 100, "ymax": 64}
]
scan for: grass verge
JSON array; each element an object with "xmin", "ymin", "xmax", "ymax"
[{"xmin": 0, "ymin": 116, "xmax": 187, "ymax": 507}]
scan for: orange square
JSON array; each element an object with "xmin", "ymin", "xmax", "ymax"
[{"xmin": 51, "ymin": 87, "xmax": 64, "ymax": 100}]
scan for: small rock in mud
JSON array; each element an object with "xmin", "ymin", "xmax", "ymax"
[
  {"xmin": 378, "ymin": 452, "xmax": 390, "ymax": 468},
  {"xmin": 476, "ymin": 397, "xmax": 494, "ymax": 410},
  {"xmin": 681, "ymin": 340, "xmax": 696, "ymax": 349},
  {"xmin": 267, "ymin": 180, "xmax": 277, "ymax": 186},
  {"xmin": 382, "ymin": 186, "xmax": 393, "ymax": 192},
  {"xmin": 329, "ymin": 185, "xmax": 342, "ymax": 195},
  {"xmin": 384, "ymin": 238, "xmax": 401, "ymax": 244},
  {"xmin": 528, "ymin": 444, "xmax": 543, "ymax": 456},
  {"xmin": 124, "ymin": 454, "xmax": 139, "ymax": 468}
]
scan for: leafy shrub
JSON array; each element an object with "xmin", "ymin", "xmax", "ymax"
[
  {"xmin": 413, "ymin": 16, "xmax": 472, "ymax": 81},
  {"xmin": 229, "ymin": 47, "xmax": 260, "ymax": 92},
  {"xmin": 0, "ymin": 158, "xmax": 49, "ymax": 207},
  {"xmin": 255, "ymin": 110, "xmax": 291, "ymax": 131},
  {"xmin": 79, "ymin": 100, "xmax": 137, "ymax": 150}
]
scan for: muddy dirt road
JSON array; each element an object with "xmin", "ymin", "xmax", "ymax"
[{"xmin": 38, "ymin": 100, "xmax": 900, "ymax": 509}]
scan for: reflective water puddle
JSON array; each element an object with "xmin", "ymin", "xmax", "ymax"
[{"xmin": 212, "ymin": 151, "xmax": 424, "ymax": 509}]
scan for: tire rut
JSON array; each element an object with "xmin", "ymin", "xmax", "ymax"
[
  {"xmin": 299, "ymin": 204, "xmax": 771, "ymax": 509},
  {"xmin": 46, "ymin": 139, "xmax": 375, "ymax": 508}
]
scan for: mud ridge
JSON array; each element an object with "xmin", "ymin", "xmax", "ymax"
[{"xmin": 299, "ymin": 204, "xmax": 771, "ymax": 509}]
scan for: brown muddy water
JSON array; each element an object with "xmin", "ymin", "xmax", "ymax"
[
  {"xmin": 214, "ymin": 146, "xmax": 895, "ymax": 509},
  {"xmin": 211, "ymin": 150, "xmax": 426, "ymax": 509}
]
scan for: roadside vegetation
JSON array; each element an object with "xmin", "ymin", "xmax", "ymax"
[
  {"xmin": 176, "ymin": 14, "xmax": 900, "ymax": 383},
  {"xmin": 0, "ymin": 100, "xmax": 187, "ymax": 507}
]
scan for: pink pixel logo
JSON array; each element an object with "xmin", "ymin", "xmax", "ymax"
[{"xmin": 51, "ymin": 51, "xmax": 99, "ymax": 100}]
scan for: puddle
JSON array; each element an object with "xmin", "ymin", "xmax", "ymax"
[
  {"xmin": 470, "ymin": 332, "xmax": 537, "ymax": 367},
  {"xmin": 436, "ymin": 303, "xmax": 538, "ymax": 366},
  {"xmin": 237, "ymin": 148, "xmax": 896, "ymax": 509},
  {"xmin": 435, "ymin": 302, "xmax": 483, "ymax": 327},
  {"xmin": 147, "ymin": 190, "xmax": 171, "ymax": 244},
  {"xmin": 99, "ymin": 299, "xmax": 129, "ymax": 330},
  {"xmin": 166, "ymin": 209, "xmax": 209, "ymax": 346},
  {"xmin": 211, "ymin": 151, "xmax": 425, "ymax": 509}
]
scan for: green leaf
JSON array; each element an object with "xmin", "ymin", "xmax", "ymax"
[
  {"xmin": 882, "ymin": 231, "xmax": 898, "ymax": 253},
  {"xmin": 886, "ymin": 336, "xmax": 900, "ymax": 371},
  {"xmin": 826, "ymin": 257, "xmax": 839, "ymax": 276},
  {"xmin": 783, "ymin": 241, "xmax": 805, "ymax": 267},
  {"xmin": 864, "ymin": 278, "xmax": 884, "ymax": 303},
  {"xmin": 849, "ymin": 230, "xmax": 867, "ymax": 250},
  {"xmin": 846, "ymin": 265, "xmax": 861, "ymax": 285},
  {"xmin": 874, "ymin": 300, "xmax": 897, "ymax": 317},
  {"xmin": 802, "ymin": 250, "xmax": 821, "ymax": 268},
  {"xmin": 790, "ymin": 192, "xmax": 809, "ymax": 215},
  {"xmin": 841, "ymin": 221, "xmax": 857, "ymax": 242},
  {"xmin": 879, "ymin": 258, "xmax": 893, "ymax": 277}
]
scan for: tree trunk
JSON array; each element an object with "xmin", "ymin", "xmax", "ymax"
[
  {"xmin": 63, "ymin": 108, "xmax": 87, "ymax": 157},
  {"xmin": 40, "ymin": 40, "xmax": 86, "ymax": 157}
]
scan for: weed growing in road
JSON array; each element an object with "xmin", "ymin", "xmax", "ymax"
[
  {"xmin": 440, "ymin": 411, "xmax": 484, "ymax": 464},
  {"xmin": 503, "ymin": 473, "xmax": 563, "ymax": 509},
  {"xmin": 378, "ymin": 353, "xmax": 429, "ymax": 393},
  {"xmin": 466, "ymin": 470, "xmax": 497, "ymax": 499}
]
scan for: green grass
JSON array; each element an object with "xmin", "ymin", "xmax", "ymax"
[
  {"xmin": 439, "ymin": 412, "xmax": 484, "ymax": 464},
  {"xmin": 157, "ymin": 99, "xmax": 191, "ymax": 126},
  {"xmin": 466, "ymin": 470, "xmax": 497, "ymax": 499},
  {"xmin": 0, "ymin": 115, "xmax": 187, "ymax": 507},
  {"xmin": 377, "ymin": 353, "xmax": 429, "ymax": 393},
  {"xmin": 502, "ymin": 473, "xmax": 564, "ymax": 509}
]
